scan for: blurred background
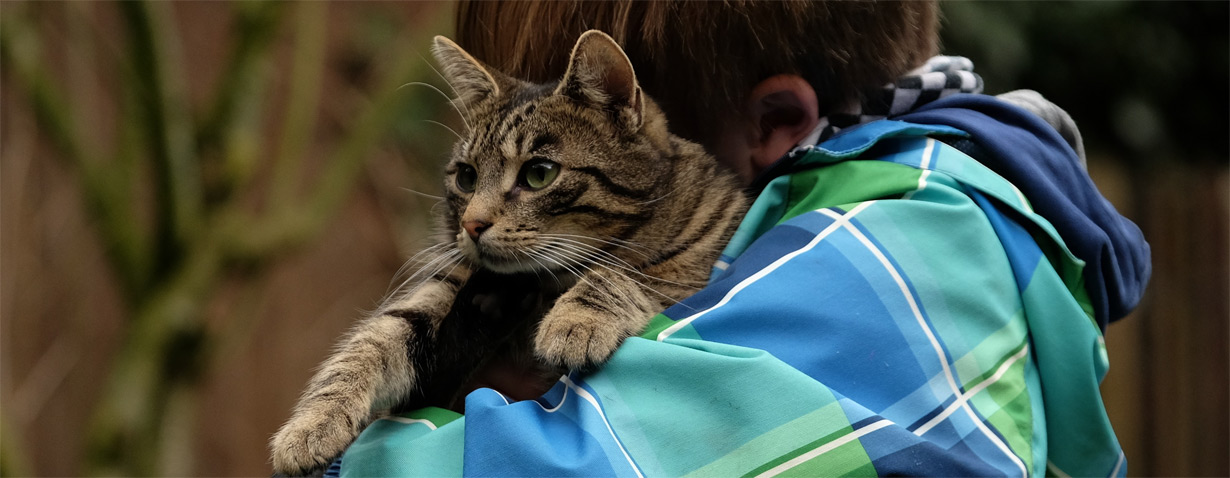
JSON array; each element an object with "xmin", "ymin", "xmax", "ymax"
[{"xmin": 0, "ymin": 1, "xmax": 1225, "ymax": 476}]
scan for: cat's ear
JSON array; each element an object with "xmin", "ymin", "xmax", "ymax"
[
  {"xmin": 432, "ymin": 35, "xmax": 501, "ymax": 105},
  {"xmin": 555, "ymin": 30, "xmax": 643, "ymax": 132}
]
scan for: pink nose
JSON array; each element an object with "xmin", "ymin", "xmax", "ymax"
[{"xmin": 463, "ymin": 220, "xmax": 492, "ymax": 240}]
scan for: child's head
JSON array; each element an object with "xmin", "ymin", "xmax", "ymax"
[{"xmin": 455, "ymin": 1, "xmax": 938, "ymax": 181}]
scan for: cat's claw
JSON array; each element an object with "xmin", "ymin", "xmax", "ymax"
[{"xmin": 270, "ymin": 412, "xmax": 355, "ymax": 477}]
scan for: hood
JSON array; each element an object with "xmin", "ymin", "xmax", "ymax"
[{"xmin": 896, "ymin": 94, "xmax": 1151, "ymax": 330}]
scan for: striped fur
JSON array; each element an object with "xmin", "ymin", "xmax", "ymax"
[{"xmin": 270, "ymin": 31, "xmax": 747, "ymax": 476}]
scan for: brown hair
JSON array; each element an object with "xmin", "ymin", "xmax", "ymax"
[{"xmin": 455, "ymin": 1, "xmax": 939, "ymax": 148}]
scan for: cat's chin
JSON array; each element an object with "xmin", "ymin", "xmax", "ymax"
[
  {"xmin": 470, "ymin": 249, "xmax": 539, "ymax": 275},
  {"xmin": 480, "ymin": 260, "xmax": 538, "ymax": 275}
]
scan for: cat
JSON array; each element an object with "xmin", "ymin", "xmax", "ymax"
[{"xmin": 269, "ymin": 30, "xmax": 748, "ymax": 476}]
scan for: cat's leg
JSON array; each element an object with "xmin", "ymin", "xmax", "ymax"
[
  {"xmin": 269, "ymin": 269, "xmax": 468, "ymax": 476},
  {"xmin": 534, "ymin": 268, "xmax": 658, "ymax": 370}
]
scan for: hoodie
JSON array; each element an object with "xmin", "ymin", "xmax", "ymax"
[
  {"xmin": 897, "ymin": 93, "xmax": 1151, "ymax": 330},
  {"xmin": 336, "ymin": 95, "xmax": 1141, "ymax": 478}
]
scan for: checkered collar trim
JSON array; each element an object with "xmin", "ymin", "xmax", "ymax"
[{"xmin": 797, "ymin": 56, "xmax": 984, "ymax": 149}]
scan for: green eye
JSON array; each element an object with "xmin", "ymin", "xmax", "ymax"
[
  {"xmin": 520, "ymin": 159, "xmax": 560, "ymax": 190},
  {"xmin": 455, "ymin": 164, "xmax": 477, "ymax": 192}
]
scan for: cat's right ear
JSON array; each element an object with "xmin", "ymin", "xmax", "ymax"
[
  {"xmin": 556, "ymin": 30, "xmax": 643, "ymax": 132},
  {"xmin": 432, "ymin": 36, "xmax": 500, "ymax": 105}
]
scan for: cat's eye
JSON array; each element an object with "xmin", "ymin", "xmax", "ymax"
[
  {"xmin": 520, "ymin": 159, "xmax": 560, "ymax": 190},
  {"xmin": 455, "ymin": 164, "xmax": 477, "ymax": 192}
]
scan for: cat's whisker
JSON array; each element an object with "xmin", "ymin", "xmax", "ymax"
[
  {"xmin": 541, "ymin": 239, "xmax": 643, "ymax": 280},
  {"xmin": 401, "ymin": 244, "xmax": 456, "ymax": 278},
  {"xmin": 638, "ymin": 184, "xmax": 685, "ymax": 205},
  {"xmin": 535, "ymin": 242, "xmax": 639, "ymax": 311},
  {"xmin": 539, "ymin": 240, "xmax": 692, "ymax": 309},
  {"xmin": 601, "ymin": 236, "xmax": 658, "ymax": 257},
  {"xmin": 391, "ymin": 257, "xmax": 454, "ymax": 303},
  {"xmin": 537, "ymin": 237, "xmax": 647, "ymax": 276},
  {"xmin": 595, "ymin": 262, "xmax": 691, "ymax": 310},
  {"xmin": 549, "ymin": 253, "xmax": 636, "ymax": 312},
  {"xmin": 392, "ymin": 242, "xmax": 450, "ymax": 284},
  {"xmin": 510, "ymin": 249, "xmax": 538, "ymax": 279},
  {"xmin": 417, "ymin": 52, "xmax": 479, "ymax": 126},
  {"xmin": 541, "ymin": 233, "xmax": 653, "ymax": 261},
  {"xmin": 419, "ymin": 119, "xmax": 464, "ymax": 141},
  {"xmin": 530, "ymin": 248, "xmax": 624, "ymax": 309},
  {"xmin": 540, "ymin": 239, "xmax": 699, "ymax": 310},
  {"xmin": 401, "ymin": 81, "xmax": 473, "ymax": 133},
  {"xmin": 541, "ymin": 234, "xmax": 682, "ymax": 275},
  {"xmin": 539, "ymin": 236, "xmax": 636, "ymax": 269},
  {"xmin": 410, "ymin": 252, "xmax": 465, "ymax": 298},
  {"xmin": 437, "ymin": 255, "xmax": 467, "ymax": 293},
  {"xmin": 428, "ymin": 200, "xmax": 452, "ymax": 218},
  {"xmin": 540, "ymin": 237, "xmax": 700, "ymax": 291},
  {"xmin": 519, "ymin": 249, "xmax": 568, "ymax": 290},
  {"xmin": 399, "ymin": 187, "xmax": 445, "ymax": 202},
  {"xmin": 389, "ymin": 248, "xmax": 462, "ymax": 303}
]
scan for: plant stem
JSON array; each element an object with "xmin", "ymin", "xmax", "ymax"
[
  {"xmin": 0, "ymin": 6, "xmax": 150, "ymax": 301},
  {"xmin": 119, "ymin": 0, "xmax": 203, "ymax": 280},
  {"xmin": 85, "ymin": 238, "xmax": 223, "ymax": 476},
  {"xmin": 269, "ymin": 1, "xmax": 328, "ymax": 213}
]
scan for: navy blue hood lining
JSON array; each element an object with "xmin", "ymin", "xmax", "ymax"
[{"xmin": 895, "ymin": 94, "xmax": 1151, "ymax": 330}]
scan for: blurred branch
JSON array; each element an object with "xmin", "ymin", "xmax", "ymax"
[
  {"xmin": 269, "ymin": 1, "xmax": 327, "ymax": 211},
  {"xmin": 118, "ymin": 0, "xmax": 203, "ymax": 277},
  {"xmin": 225, "ymin": 5, "xmax": 453, "ymax": 261},
  {"xmin": 0, "ymin": 6, "xmax": 150, "ymax": 301},
  {"xmin": 197, "ymin": 1, "xmax": 285, "ymax": 201},
  {"xmin": 196, "ymin": 1, "xmax": 283, "ymax": 149},
  {"xmin": 86, "ymin": 239, "xmax": 223, "ymax": 476},
  {"xmin": 6, "ymin": 1, "xmax": 456, "ymax": 475},
  {"xmin": 0, "ymin": 8, "xmax": 84, "ymax": 164}
]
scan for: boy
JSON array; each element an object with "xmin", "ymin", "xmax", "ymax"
[{"xmin": 332, "ymin": 2, "xmax": 1149, "ymax": 476}]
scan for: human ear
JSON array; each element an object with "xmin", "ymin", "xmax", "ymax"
[{"xmin": 744, "ymin": 75, "xmax": 820, "ymax": 174}]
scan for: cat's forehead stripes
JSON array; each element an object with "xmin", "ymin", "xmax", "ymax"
[
  {"xmin": 527, "ymin": 133, "xmax": 557, "ymax": 154},
  {"xmin": 470, "ymin": 99, "xmax": 544, "ymax": 160}
]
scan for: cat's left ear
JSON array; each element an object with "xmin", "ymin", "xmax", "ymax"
[
  {"xmin": 555, "ymin": 30, "xmax": 643, "ymax": 132},
  {"xmin": 432, "ymin": 35, "xmax": 502, "ymax": 105}
]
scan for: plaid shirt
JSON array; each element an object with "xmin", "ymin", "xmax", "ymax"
[{"xmin": 337, "ymin": 117, "xmax": 1128, "ymax": 478}]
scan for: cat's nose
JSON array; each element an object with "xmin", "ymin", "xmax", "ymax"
[{"xmin": 463, "ymin": 219, "xmax": 492, "ymax": 240}]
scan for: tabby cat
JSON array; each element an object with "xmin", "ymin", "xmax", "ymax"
[{"xmin": 270, "ymin": 30, "xmax": 748, "ymax": 476}]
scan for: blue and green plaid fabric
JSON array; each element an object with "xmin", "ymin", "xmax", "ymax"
[{"xmin": 339, "ymin": 119, "xmax": 1124, "ymax": 477}]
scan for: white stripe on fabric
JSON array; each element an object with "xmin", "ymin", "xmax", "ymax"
[
  {"xmin": 755, "ymin": 419, "xmax": 894, "ymax": 478},
  {"xmin": 384, "ymin": 416, "xmax": 438, "ymax": 430},
  {"xmin": 1109, "ymin": 451, "xmax": 1125, "ymax": 478},
  {"xmin": 1009, "ymin": 183, "xmax": 1033, "ymax": 213},
  {"xmin": 914, "ymin": 344, "xmax": 1030, "ymax": 436},
  {"xmin": 902, "ymin": 138, "xmax": 937, "ymax": 201},
  {"xmin": 819, "ymin": 208, "xmax": 1028, "ymax": 478},
  {"xmin": 559, "ymin": 375, "xmax": 644, "ymax": 478},
  {"xmin": 531, "ymin": 376, "xmax": 571, "ymax": 413},
  {"xmin": 656, "ymin": 202, "xmax": 875, "ymax": 342},
  {"xmin": 1046, "ymin": 460, "xmax": 1073, "ymax": 478}
]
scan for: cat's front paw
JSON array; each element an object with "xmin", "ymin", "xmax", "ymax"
[
  {"xmin": 534, "ymin": 309, "xmax": 629, "ymax": 370},
  {"xmin": 270, "ymin": 410, "xmax": 357, "ymax": 477}
]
